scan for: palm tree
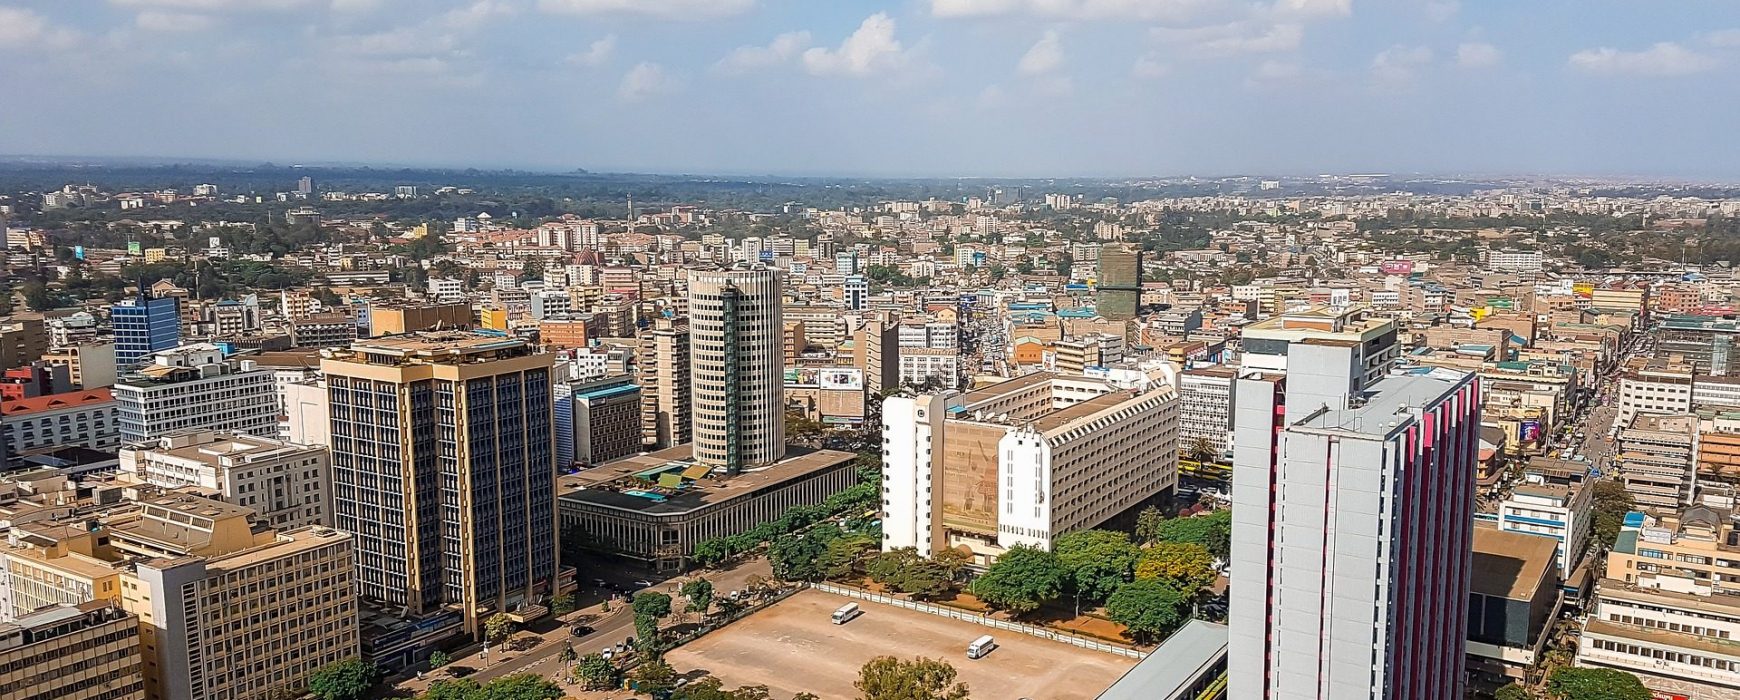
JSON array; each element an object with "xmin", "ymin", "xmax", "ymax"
[{"xmin": 1187, "ymin": 437, "xmax": 1218, "ymax": 464}]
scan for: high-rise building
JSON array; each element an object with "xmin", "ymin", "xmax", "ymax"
[
  {"xmin": 296, "ymin": 175, "xmax": 312, "ymax": 195},
  {"xmin": 1615, "ymin": 412, "xmax": 1699, "ymax": 509},
  {"xmin": 0, "ymin": 602, "xmax": 144, "ymax": 700},
  {"xmin": 1238, "ymin": 305, "xmax": 1399, "ymax": 385},
  {"xmin": 111, "ymin": 297, "xmax": 181, "ymax": 369},
  {"xmin": 1178, "ymin": 366, "xmax": 1237, "ymax": 459},
  {"xmin": 113, "ymin": 345, "xmax": 277, "ymax": 444},
  {"xmin": 688, "ymin": 266, "xmax": 786, "ymax": 472},
  {"xmin": 0, "ymin": 314, "xmax": 47, "ymax": 371},
  {"xmin": 882, "ymin": 372, "xmax": 1179, "ymax": 562},
  {"xmin": 639, "ymin": 317, "xmax": 692, "ymax": 450},
  {"xmin": 1096, "ymin": 244, "xmax": 1141, "ymax": 321},
  {"xmin": 1230, "ymin": 340, "xmax": 1479, "ymax": 700},
  {"xmin": 555, "ymin": 376, "xmax": 642, "ymax": 467},
  {"xmin": 321, "ymin": 333, "xmax": 560, "ymax": 637}
]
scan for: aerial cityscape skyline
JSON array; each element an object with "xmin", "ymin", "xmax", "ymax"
[{"xmin": 4, "ymin": 1, "xmax": 1740, "ymax": 177}]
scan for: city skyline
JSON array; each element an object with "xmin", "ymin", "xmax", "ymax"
[{"xmin": 3, "ymin": 1, "xmax": 1740, "ymax": 178}]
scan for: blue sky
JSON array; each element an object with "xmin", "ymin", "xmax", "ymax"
[{"xmin": 2, "ymin": 1, "xmax": 1737, "ymax": 178}]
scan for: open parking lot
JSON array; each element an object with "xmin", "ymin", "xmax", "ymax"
[{"xmin": 666, "ymin": 588, "xmax": 1137, "ymax": 700}]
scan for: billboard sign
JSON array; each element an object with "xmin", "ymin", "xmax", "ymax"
[
  {"xmin": 818, "ymin": 368, "xmax": 863, "ymax": 391},
  {"xmin": 1379, "ymin": 260, "xmax": 1415, "ymax": 275}
]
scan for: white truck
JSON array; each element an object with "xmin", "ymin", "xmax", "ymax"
[
  {"xmin": 831, "ymin": 602, "xmax": 862, "ymax": 625},
  {"xmin": 966, "ymin": 634, "xmax": 996, "ymax": 659}
]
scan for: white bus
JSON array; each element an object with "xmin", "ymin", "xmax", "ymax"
[
  {"xmin": 831, "ymin": 602, "xmax": 862, "ymax": 625},
  {"xmin": 966, "ymin": 634, "xmax": 996, "ymax": 659}
]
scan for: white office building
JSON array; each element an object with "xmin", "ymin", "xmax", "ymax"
[
  {"xmin": 120, "ymin": 431, "xmax": 332, "ymax": 529},
  {"xmin": 113, "ymin": 344, "xmax": 277, "ymax": 443},
  {"xmin": 688, "ymin": 265, "xmax": 785, "ymax": 471}
]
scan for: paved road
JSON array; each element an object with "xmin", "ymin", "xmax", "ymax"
[{"xmin": 395, "ymin": 556, "xmax": 775, "ymax": 693}]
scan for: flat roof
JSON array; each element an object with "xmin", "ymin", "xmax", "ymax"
[
  {"xmin": 1031, "ymin": 390, "xmax": 1141, "ymax": 433},
  {"xmin": 347, "ymin": 332, "xmax": 526, "ymax": 355},
  {"xmin": 959, "ymin": 371, "xmax": 1056, "ymax": 405},
  {"xmin": 1096, "ymin": 620, "xmax": 1227, "ymax": 700},
  {"xmin": 1471, "ymin": 527, "xmax": 1558, "ymax": 601},
  {"xmin": 1293, "ymin": 371, "xmax": 1468, "ymax": 438},
  {"xmin": 558, "ymin": 445, "xmax": 855, "ymax": 515}
]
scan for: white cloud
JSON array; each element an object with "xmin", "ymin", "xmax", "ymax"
[
  {"xmin": 1703, "ymin": 29, "xmax": 1740, "ymax": 48},
  {"xmin": 1456, "ymin": 42, "xmax": 1501, "ymax": 68},
  {"xmin": 931, "ymin": 0, "xmax": 1216, "ymax": 22},
  {"xmin": 111, "ymin": 0, "xmax": 311, "ymax": 10},
  {"xmin": 136, "ymin": 10, "xmax": 218, "ymax": 31},
  {"xmin": 618, "ymin": 61, "xmax": 679, "ymax": 101},
  {"xmin": 1424, "ymin": 1, "xmax": 1458, "ymax": 22},
  {"xmin": 802, "ymin": 13, "xmax": 913, "ymax": 78},
  {"xmin": 329, "ymin": 0, "xmax": 383, "ymax": 13},
  {"xmin": 1372, "ymin": 44, "xmax": 1432, "ymax": 84},
  {"xmin": 435, "ymin": 0, "xmax": 515, "ymax": 30},
  {"xmin": 1156, "ymin": 22, "xmax": 1301, "ymax": 55},
  {"xmin": 713, "ymin": 30, "xmax": 812, "ymax": 74},
  {"xmin": 1569, "ymin": 42, "xmax": 1715, "ymax": 77},
  {"xmin": 1269, "ymin": 0, "xmax": 1350, "ymax": 19},
  {"xmin": 1132, "ymin": 53, "xmax": 1169, "ymax": 78},
  {"xmin": 538, "ymin": 0, "xmax": 754, "ymax": 20},
  {"xmin": 566, "ymin": 34, "xmax": 616, "ymax": 67},
  {"xmin": 0, "ymin": 6, "xmax": 79, "ymax": 50},
  {"xmin": 1017, "ymin": 30, "xmax": 1064, "ymax": 75},
  {"xmin": 1245, "ymin": 59, "xmax": 1303, "ymax": 86}
]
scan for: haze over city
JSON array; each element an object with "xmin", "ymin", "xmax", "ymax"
[{"xmin": 3, "ymin": 0, "xmax": 1740, "ymax": 177}]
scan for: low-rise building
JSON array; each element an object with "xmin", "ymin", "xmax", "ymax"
[
  {"xmin": 0, "ymin": 602, "xmax": 144, "ymax": 700},
  {"xmin": 1465, "ymin": 527, "xmax": 1562, "ymax": 690},
  {"xmin": 119, "ymin": 431, "xmax": 331, "ymax": 529},
  {"xmin": 558, "ymin": 446, "xmax": 858, "ymax": 571},
  {"xmin": 1616, "ymin": 413, "xmax": 1700, "ymax": 509},
  {"xmin": 113, "ymin": 344, "xmax": 276, "ymax": 444},
  {"xmin": 1497, "ymin": 477, "xmax": 1592, "ymax": 580},
  {"xmin": 0, "ymin": 389, "xmax": 119, "ymax": 465}
]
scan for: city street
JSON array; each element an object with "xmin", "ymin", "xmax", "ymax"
[{"xmin": 394, "ymin": 556, "xmax": 775, "ymax": 694}]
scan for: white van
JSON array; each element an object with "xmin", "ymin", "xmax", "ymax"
[
  {"xmin": 966, "ymin": 634, "xmax": 996, "ymax": 659},
  {"xmin": 831, "ymin": 602, "xmax": 862, "ymax": 625}
]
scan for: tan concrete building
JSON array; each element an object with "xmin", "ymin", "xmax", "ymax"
[
  {"xmin": 639, "ymin": 317, "xmax": 692, "ymax": 449},
  {"xmin": 1616, "ymin": 413, "xmax": 1700, "ymax": 509},
  {"xmin": 119, "ymin": 431, "xmax": 331, "ymax": 529},
  {"xmin": 40, "ymin": 341, "xmax": 117, "ymax": 389},
  {"xmin": 0, "ymin": 601, "xmax": 144, "ymax": 700},
  {"xmin": 0, "ymin": 315, "xmax": 47, "ymax": 372}
]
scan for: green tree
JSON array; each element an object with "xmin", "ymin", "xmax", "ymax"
[
  {"xmin": 558, "ymin": 641, "xmax": 577, "ymax": 666},
  {"xmin": 1154, "ymin": 509, "xmax": 1232, "ymax": 561},
  {"xmin": 21, "ymin": 282, "xmax": 57, "ymax": 311},
  {"xmin": 476, "ymin": 674, "xmax": 563, "ymax": 700},
  {"xmin": 1589, "ymin": 480, "xmax": 1634, "ymax": 553},
  {"xmin": 1186, "ymin": 436, "xmax": 1218, "ymax": 463},
  {"xmin": 1134, "ymin": 506, "xmax": 1167, "ymax": 545},
  {"xmin": 1105, "ymin": 579, "xmax": 1188, "ymax": 644},
  {"xmin": 633, "ymin": 590, "xmax": 673, "ymax": 619},
  {"xmin": 421, "ymin": 679, "xmax": 482, "ymax": 700},
  {"xmin": 483, "ymin": 613, "xmax": 516, "ymax": 646},
  {"xmin": 307, "ymin": 658, "xmax": 377, "ymax": 700},
  {"xmin": 573, "ymin": 653, "xmax": 619, "ymax": 691},
  {"xmin": 693, "ymin": 537, "xmax": 730, "ymax": 566},
  {"xmin": 854, "ymin": 656, "xmax": 970, "ymax": 700},
  {"xmin": 629, "ymin": 658, "xmax": 680, "ymax": 696},
  {"xmin": 1053, "ymin": 529, "xmax": 1139, "ymax": 602},
  {"xmin": 819, "ymin": 533, "xmax": 876, "ymax": 580},
  {"xmin": 1546, "ymin": 667, "xmax": 1651, "ymax": 700},
  {"xmin": 1494, "ymin": 684, "xmax": 1535, "ymax": 700},
  {"xmin": 550, "ymin": 592, "xmax": 575, "ymax": 616},
  {"xmin": 682, "ymin": 578, "xmax": 716, "ymax": 615},
  {"xmin": 1134, "ymin": 542, "xmax": 1217, "ymax": 593},
  {"xmin": 770, "ymin": 527, "xmax": 843, "ymax": 581},
  {"xmin": 521, "ymin": 257, "xmax": 545, "ymax": 279},
  {"xmin": 428, "ymin": 650, "xmax": 450, "ymax": 669},
  {"xmin": 968, "ymin": 544, "xmax": 1066, "ymax": 614},
  {"xmin": 931, "ymin": 548, "xmax": 973, "ymax": 583}
]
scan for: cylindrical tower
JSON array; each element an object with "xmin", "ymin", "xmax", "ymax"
[{"xmin": 687, "ymin": 264, "xmax": 786, "ymax": 471}]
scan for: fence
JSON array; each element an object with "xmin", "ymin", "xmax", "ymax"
[{"xmin": 809, "ymin": 582, "xmax": 1147, "ymax": 660}]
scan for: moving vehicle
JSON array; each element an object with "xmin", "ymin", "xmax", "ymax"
[
  {"xmin": 966, "ymin": 634, "xmax": 996, "ymax": 659},
  {"xmin": 832, "ymin": 602, "xmax": 862, "ymax": 625}
]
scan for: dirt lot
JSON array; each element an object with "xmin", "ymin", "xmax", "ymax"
[{"xmin": 665, "ymin": 588, "xmax": 1137, "ymax": 700}]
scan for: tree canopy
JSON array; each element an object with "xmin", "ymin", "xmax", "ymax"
[
  {"xmin": 854, "ymin": 656, "xmax": 970, "ymax": 700},
  {"xmin": 968, "ymin": 544, "xmax": 1067, "ymax": 614},
  {"xmin": 1546, "ymin": 667, "xmax": 1651, "ymax": 700},
  {"xmin": 306, "ymin": 658, "xmax": 376, "ymax": 700},
  {"xmin": 1105, "ymin": 579, "xmax": 1189, "ymax": 644},
  {"xmin": 1053, "ymin": 529, "xmax": 1139, "ymax": 602},
  {"xmin": 1134, "ymin": 542, "xmax": 1217, "ymax": 594}
]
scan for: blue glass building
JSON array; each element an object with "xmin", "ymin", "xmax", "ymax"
[{"xmin": 112, "ymin": 296, "xmax": 181, "ymax": 368}]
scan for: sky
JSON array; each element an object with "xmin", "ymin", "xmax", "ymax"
[{"xmin": 2, "ymin": 1, "xmax": 1739, "ymax": 179}]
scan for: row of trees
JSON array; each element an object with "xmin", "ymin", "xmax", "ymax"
[
  {"xmin": 416, "ymin": 674, "xmax": 563, "ymax": 700},
  {"xmin": 1497, "ymin": 666, "xmax": 1653, "ymax": 700},
  {"xmin": 691, "ymin": 456, "xmax": 880, "ymax": 567}
]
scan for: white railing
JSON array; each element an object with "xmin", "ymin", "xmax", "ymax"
[{"xmin": 809, "ymin": 581, "xmax": 1147, "ymax": 660}]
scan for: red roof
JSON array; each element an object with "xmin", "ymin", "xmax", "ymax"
[{"xmin": 0, "ymin": 389, "xmax": 115, "ymax": 416}]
